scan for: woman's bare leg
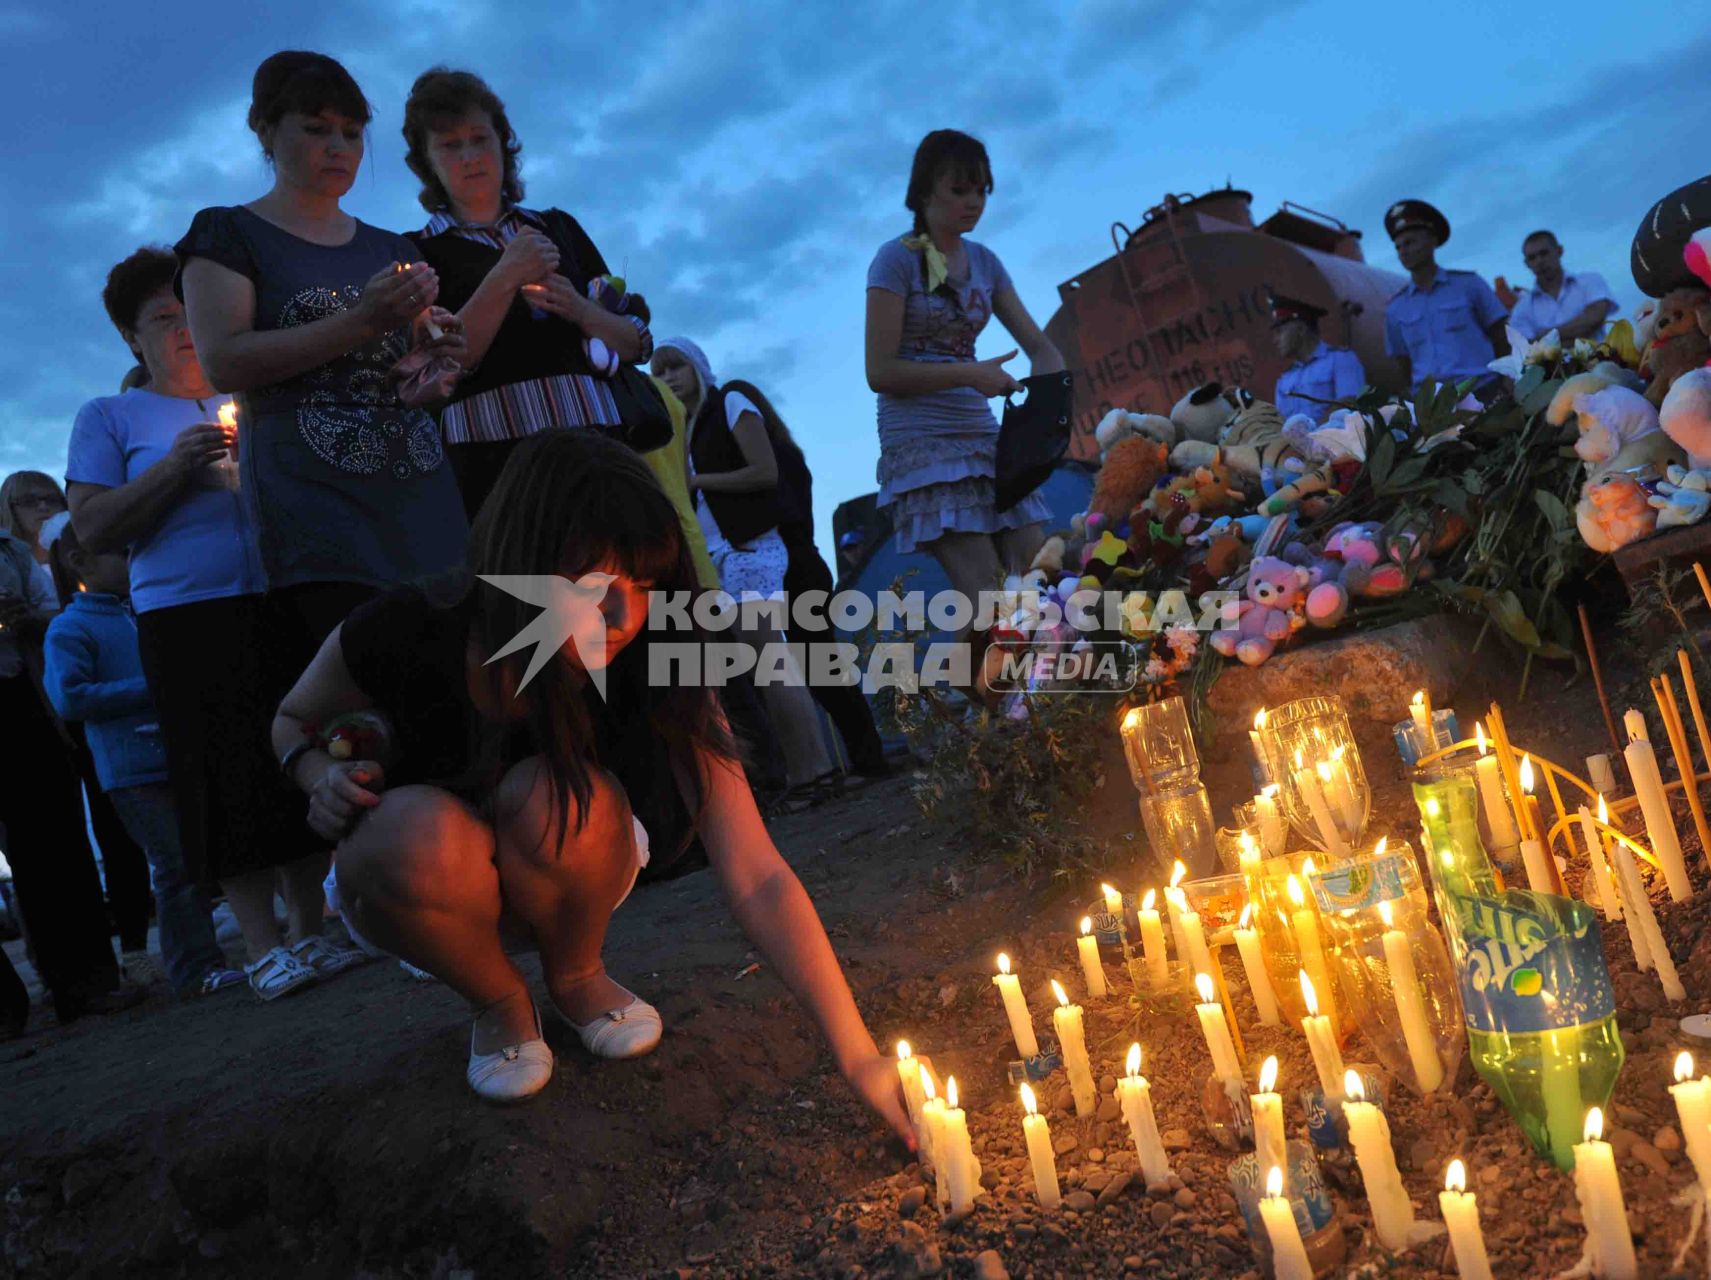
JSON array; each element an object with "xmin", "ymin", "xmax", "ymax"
[
  {"xmin": 997, "ymin": 522, "xmax": 1045, "ymax": 579},
  {"xmin": 220, "ymin": 868, "xmax": 283, "ymax": 961},
  {"xmin": 278, "ymin": 851, "xmax": 331, "ymax": 941},
  {"xmin": 734, "ymin": 621, "xmax": 833, "ymax": 787},
  {"xmin": 493, "ymin": 758, "xmax": 639, "ymax": 1024}
]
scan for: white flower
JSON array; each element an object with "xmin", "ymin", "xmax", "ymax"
[
  {"xmin": 1572, "ymin": 338, "xmax": 1598, "ymax": 365},
  {"xmin": 1488, "ymin": 327, "xmax": 1560, "ymax": 380},
  {"xmin": 1305, "ymin": 412, "xmax": 1369, "ymax": 462}
]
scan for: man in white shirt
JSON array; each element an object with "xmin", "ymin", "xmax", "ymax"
[{"xmin": 1508, "ymin": 230, "xmax": 1618, "ymax": 342}]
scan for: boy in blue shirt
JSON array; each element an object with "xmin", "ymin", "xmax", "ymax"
[{"xmin": 40, "ymin": 517, "xmax": 240, "ymax": 998}]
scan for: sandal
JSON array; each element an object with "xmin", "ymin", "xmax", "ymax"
[
  {"xmin": 289, "ymin": 934, "xmax": 372, "ymax": 979},
  {"xmin": 244, "ymin": 945, "xmax": 319, "ymax": 1001},
  {"xmin": 467, "ymin": 999, "xmax": 554, "ymax": 1103}
]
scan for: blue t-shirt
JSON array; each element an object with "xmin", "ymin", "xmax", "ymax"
[
  {"xmin": 65, "ymin": 388, "xmax": 265, "ymax": 614},
  {"xmin": 1274, "ymin": 342, "xmax": 1366, "ymax": 423},
  {"xmin": 867, "ymin": 236, "xmax": 1014, "ymax": 446},
  {"xmin": 1384, "ymin": 268, "xmax": 1508, "ymax": 391}
]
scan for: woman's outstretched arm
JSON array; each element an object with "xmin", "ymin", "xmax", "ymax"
[{"xmin": 692, "ymin": 744, "xmax": 914, "ymax": 1148}]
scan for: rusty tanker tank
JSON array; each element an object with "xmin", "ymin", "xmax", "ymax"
[{"xmin": 1045, "ymin": 187, "xmax": 1408, "ymax": 460}]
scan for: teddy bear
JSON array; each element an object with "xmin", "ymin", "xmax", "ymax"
[
  {"xmin": 1300, "ymin": 521, "xmax": 1414, "ymax": 628},
  {"xmin": 1171, "ymin": 382, "xmax": 1250, "ymax": 445},
  {"xmin": 1546, "ymin": 372, "xmax": 1677, "ymax": 480},
  {"xmin": 1088, "ymin": 436, "xmax": 1170, "ymax": 526},
  {"xmin": 1576, "ymin": 473, "xmax": 1658, "ymax": 552},
  {"xmin": 1094, "ymin": 408, "xmax": 1176, "ymax": 456},
  {"xmin": 1660, "ymin": 368, "xmax": 1711, "ymax": 470},
  {"xmin": 582, "ymin": 274, "xmax": 651, "ymax": 377},
  {"xmin": 1641, "ymin": 285, "xmax": 1711, "ymax": 407},
  {"xmin": 1210, "ymin": 556, "xmax": 1309, "ymax": 666},
  {"xmin": 1649, "ymin": 464, "xmax": 1711, "ymax": 529}
]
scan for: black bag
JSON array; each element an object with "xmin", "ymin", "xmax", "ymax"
[{"xmin": 994, "ymin": 371, "xmax": 1075, "ymax": 512}]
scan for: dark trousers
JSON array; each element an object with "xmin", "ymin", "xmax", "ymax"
[
  {"xmin": 66, "ymin": 722, "xmax": 153, "ymax": 951},
  {"xmin": 448, "ymin": 440, "xmax": 524, "ymax": 525},
  {"xmin": 782, "ymin": 543, "xmax": 887, "ymax": 774},
  {"xmin": 0, "ymin": 674, "xmax": 120, "ymax": 1006}
]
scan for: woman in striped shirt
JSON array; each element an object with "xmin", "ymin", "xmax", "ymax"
[{"xmin": 403, "ymin": 67, "xmax": 653, "ymax": 518}]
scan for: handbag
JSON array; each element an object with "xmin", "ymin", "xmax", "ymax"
[{"xmin": 994, "ymin": 370, "xmax": 1075, "ymax": 511}]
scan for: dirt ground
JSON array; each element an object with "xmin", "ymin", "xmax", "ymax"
[{"xmin": 7, "ymin": 599, "xmax": 1711, "ymax": 1279}]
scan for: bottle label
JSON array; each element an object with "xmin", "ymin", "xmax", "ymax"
[
  {"xmin": 1448, "ymin": 892, "xmax": 1616, "ymax": 1034},
  {"xmin": 1310, "ymin": 852, "xmax": 1409, "ymax": 912}
]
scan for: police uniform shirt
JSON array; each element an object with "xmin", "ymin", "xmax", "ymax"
[
  {"xmin": 1507, "ymin": 271, "xmax": 1619, "ymax": 342},
  {"xmin": 1384, "ymin": 269, "xmax": 1508, "ymax": 390},
  {"xmin": 1274, "ymin": 340, "xmax": 1366, "ymax": 422}
]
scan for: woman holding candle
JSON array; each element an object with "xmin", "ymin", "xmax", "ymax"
[
  {"xmin": 178, "ymin": 52, "xmax": 471, "ymax": 996},
  {"xmin": 271, "ymin": 431, "xmax": 917, "ymax": 1134}
]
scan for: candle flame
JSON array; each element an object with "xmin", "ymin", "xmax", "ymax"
[
  {"xmin": 1126, "ymin": 1043, "xmax": 1142, "ymax": 1077},
  {"xmin": 1239, "ymin": 903, "xmax": 1252, "ymax": 929},
  {"xmin": 922, "ymin": 1072, "xmax": 937, "ymax": 1102},
  {"xmin": 997, "ymin": 953, "xmax": 1012, "ymax": 976},
  {"xmin": 1584, "ymin": 1107, "xmax": 1603, "ymax": 1144},
  {"xmin": 1677, "ymin": 1051, "xmax": 1696, "ymax": 1083},
  {"xmin": 1519, "ymin": 754, "xmax": 1536, "ymax": 794},
  {"xmin": 897, "ymin": 1040, "xmax": 911, "ymax": 1062},
  {"xmin": 1101, "ymin": 881, "xmax": 1119, "ymax": 903},
  {"xmin": 1426, "ymin": 797, "xmax": 1441, "ymax": 818},
  {"xmin": 1286, "ymin": 874, "xmax": 1305, "ymax": 907},
  {"xmin": 1266, "ymin": 1165, "xmax": 1284, "ymax": 1198},
  {"xmin": 1301, "ymin": 856, "xmax": 1316, "ymax": 877},
  {"xmin": 1293, "ymin": 748, "xmax": 1304, "ymax": 770},
  {"xmin": 1254, "ymin": 708, "xmax": 1267, "ymax": 730},
  {"xmin": 1343, "ymin": 1070, "xmax": 1365, "ymax": 1102},
  {"xmin": 1378, "ymin": 899, "xmax": 1394, "ymax": 928},
  {"xmin": 1194, "ymin": 972, "xmax": 1214, "ymax": 1003},
  {"xmin": 1020, "ymin": 1082, "xmax": 1037, "ymax": 1116},
  {"xmin": 1141, "ymin": 888, "xmax": 1157, "ymax": 912},
  {"xmin": 1170, "ymin": 860, "xmax": 1187, "ymax": 888},
  {"xmin": 1597, "ymin": 794, "xmax": 1608, "ymax": 823},
  {"xmin": 1080, "ymin": 916, "xmax": 1093, "ymax": 936},
  {"xmin": 1375, "ymin": 836, "xmax": 1388, "ymax": 857},
  {"xmin": 1476, "ymin": 721, "xmax": 1488, "ymax": 755},
  {"xmin": 947, "ymin": 1076, "xmax": 959, "ymax": 1110},
  {"xmin": 1263, "ymin": 782, "xmax": 1280, "ymax": 799},
  {"xmin": 1411, "ymin": 689, "xmax": 1425, "ymax": 711},
  {"xmin": 1316, "ymin": 760, "xmax": 1333, "ymax": 783},
  {"xmin": 1299, "ymin": 970, "xmax": 1319, "ymax": 1016},
  {"xmin": 1165, "ymin": 886, "xmax": 1185, "ymax": 911},
  {"xmin": 1446, "ymin": 1159, "xmax": 1466, "ymax": 1194},
  {"xmin": 217, "ymin": 402, "xmax": 238, "ymax": 428},
  {"xmin": 1259, "ymin": 1055, "xmax": 1278, "ymax": 1093},
  {"xmin": 1121, "ymin": 707, "xmax": 1140, "ymax": 733},
  {"xmin": 1051, "ymin": 979, "xmax": 1070, "ymax": 1008},
  {"xmin": 1332, "ymin": 743, "xmax": 1347, "ymax": 763}
]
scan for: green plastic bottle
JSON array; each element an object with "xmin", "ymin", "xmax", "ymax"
[{"xmin": 1414, "ymin": 768, "xmax": 1624, "ymax": 1170}]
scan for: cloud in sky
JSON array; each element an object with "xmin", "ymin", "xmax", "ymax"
[{"xmin": 4, "ymin": 1, "xmax": 1709, "ymax": 563}]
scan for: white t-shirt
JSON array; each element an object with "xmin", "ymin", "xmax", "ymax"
[
  {"xmin": 1508, "ymin": 272, "xmax": 1619, "ymax": 342},
  {"xmin": 691, "ymin": 390, "xmax": 762, "ymax": 552}
]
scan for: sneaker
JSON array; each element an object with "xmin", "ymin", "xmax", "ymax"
[
  {"xmin": 121, "ymin": 949, "xmax": 165, "ymax": 987},
  {"xmin": 289, "ymin": 934, "xmax": 371, "ymax": 979},
  {"xmin": 196, "ymin": 967, "xmax": 247, "ymax": 997},
  {"xmin": 244, "ymin": 945, "xmax": 319, "ymax": 1001},
  {"xmin": 399, "ymin": 960, "xmax": 438, "ymax": 982}
]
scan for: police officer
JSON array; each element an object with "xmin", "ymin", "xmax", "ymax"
[
  {"xmin": 1269, "ymin": 290, "xmax": 1365, "ymax": 422},
  {"xmin": 1382, "ymin": 199, "xmax": 1509, "ymax": 395}
]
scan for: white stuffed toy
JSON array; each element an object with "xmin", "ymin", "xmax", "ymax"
[
  {"xmin": 1548, "ymin": 372, "xmax": 1678, "ymax": 480},
  {"xmin": 1660, "ymin": 368, "xmax": 1711, "ymax": 470},
  {"xmin": 1094, "ymin": 408, "xmax": 1176, "ymax": 457},
  {"xmin": 1649, "ymin": 464, "xmax": 1711, "ymax": 528}
]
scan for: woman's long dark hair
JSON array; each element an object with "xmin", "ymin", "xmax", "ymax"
[
  {"xmin": 904, "ymin": 129, "xmax": 993, "ymax": 235},
  {"xmin": 465, "ymin": 430, "xmax": 736, "ymax": 855}
]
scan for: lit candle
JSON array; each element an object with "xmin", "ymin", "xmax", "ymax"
[
  {"xmin": 1256, "ymin": 783, "xmax": 1286, "ymax": 858},
  {"xmin": 1438, "ymin": 1159, "xmax": 1493, "ymax": 1280},
  {"xmin": 1472, "ymin": 722, "xmax": 1522, "ymax": 852},
  {"xmin": 1076, "ymin": 917, "xmax": 1108, "ymax": 998},
  {"xmin": 1164, "ymin": 861, "xmax": 1192, "ymax": 967},
  {"xmin": 1623, "ymin": 712, "xmax": 1693, "ymax": 901},
  {"xmin": 1051, "ymin": 979, "xmax": 1097, "ymax": 1117},
  {"xmin": 920, "ymin": 1071, "xmax": 948, "ymax": 1209},
  {"xmin": 1234, "ymin": 904, "xmax": 1282, "ymax": 1026},
  {"xmin": 991, "ymin": 953, "xmax": 1040, "ymax": 1059},
  {"xmin": 1517, "ymin": 755, "xmax": 1555, "ymax": 894},
  {"xmin": 217, "ymin": 401, "xmax": 238, "ymax": 430},
  {"xmin": 395, "ymin": 262, "xmax": 443, "ymax": 337},
  {"xmin": 1572, "ymin": 1108, "xmax": 1637, "ymax": 1280},
  {"xmin": 1410, "ymin": 689, "xmax": 1434, "ymax": 753},
  {"xmin": 1259, "ymin": 1165, "xmax": 1314, "ymax": 1280},
  {"xmin": 1609, "ymin": 831, "xmax": 1685, "ymax": 1000},
  {"xmin": 1018, "ymin": 1083, "xmax": 1061, "ymax": 1209},
  {"xmin": 1194, "ymin": 971, "xmax": 1244, "ymax": 1088},
  {"xmin": 1624, "ymin": 708, "xmax": 1647, "ymax": 740},
  {"xmin": 1137, "ymin": 889, "xmax": 1170, "ymax": 987},
  {"xmin": 939, "ymin": 1076, "xmax": 980, "ymax": 1217},
  {"xmin": 1578, "ymin": 803, "xmax": 1623, "ymax": 920},
  {"xmin": 1378, "ymin": 898, "xmax": 1444, "ymax": 1093},
  {"xmin": 1294, "ymin": 750, "xmax": 1347, "ymax": 855},
  {"xmin": 1671, "ymin": 1052, "xmax": 1711, "ymax": 1200},
  {"xmin": 1299, "ymin": 970, "xmax": 1345, "ymax": 1106},
  {"xmin": 1586, "ymin": 753, "xmax": 1618, "ymax": 797},
  {"xmin": 1250, "ymin": 708, "xmax": 1270, "ymax": 779},
  {"xmin": 1287, "ymin": 874, "xmax": 1336, "ymax": 1034},
  {"xmin": 1118, "ymin": 1043, "xmax": 1173, "ymax": 1188},
  {"xmin": 1342, "ymin": 1070, "xmax": 1416, "ymax": 1251},
  {"xmin": 1252, "ymin": 1055, "xmax": 1286, "ymax": 1184},
  {"xmin": 1168, "ymin": 886, "xmax": 1214, "ymax": 978},
  {"xmin": 895, "ymin": 1041, "xmax": 928, "ymax": 1144},
  {"xmin": 1101, "ymin": 881, "xmax": 1125, "ymax": 920}
]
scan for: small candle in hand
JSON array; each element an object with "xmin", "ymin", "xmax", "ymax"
[
  {"xmin": 1118, "ymin": 1042, "xmax": 1173, "ymax": 1188},
  {"xmin": 895, "ymin": 1041, "xmax": 927, "ymax": 1140},
  {"xmin": 1259, "ymin": 1165, "xmax": 1314, "ymax": 1280},
  {"xmin": 1670, "ymin": 1052, "xmax": 1711, "ymax": 1199},
  {"xmin": 1299, "ymin": 971, "xmax": 1345, "ymax": 1106},
  {"xmin": 1137, "ymin": 889, "xmax": 1170, "ymax": 987},
  {"xmin": 1572, "ymin": 1108, "xmax": 1637, "ymax": 1280},
  {"xmin": 1439, "ymin": 1159, "xmax": 1493, "ymax": 1280},
  {"xmin": 1075, "ymin": 916, "xmax": 1107, "ymax": 998},
  {"xmin": 1193, "ymin": 971, "xmax": 1243, "ymax": 1088},
  {"xmin": 1018, "ymin": 1084, "xmax": 1061, "ymax": 1209},
  {"xmin": 1342, "ymin": 1070, "xmax": 1416, "ymax": 1251},
  {"xmin": 1051, "ymin": 979, "xmax": 1097, "ymax": 1117},
  {"xmin": 1233, "ymin": 903, "xmax": 1281, "ymax": 1026},
  {"xmin": 1251, "ymin": 1055, "xmax": 1286, "ymax": 1185},
  {"xmin": 991, "ymin": 953, "xmax": 1040, "ymax": 1060}
]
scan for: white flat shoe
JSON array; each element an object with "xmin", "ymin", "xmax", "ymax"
[
  {"xmin": 467, "ymin": 1002, "xmax": 554, "ymax": 1103},
  {"xmin": 566, "ymin": 996, "xmax": 663, "ymax": 1059}
]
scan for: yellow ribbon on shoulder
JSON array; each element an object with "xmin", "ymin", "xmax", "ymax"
[{"xmin": 900, "ymin": 233, "xmax": 950, "ymax": 295}]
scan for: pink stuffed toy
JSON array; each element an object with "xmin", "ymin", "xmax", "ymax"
[
  {"xmin": 1302, "ymin": 522, "xmax": 1411, "ymax": 627},
  {"xmin": 1211, "ymin": 556, "xmax": 1309, "ymax": 666}
]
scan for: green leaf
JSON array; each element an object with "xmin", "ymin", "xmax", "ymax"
[
  {"xmin": 1388, "ymin": 456, "xmax": 1431, "ymax": 490},
  {"xmin": 1432, "ymin": 479, "xmax": 1470, "ymax": 517},
  {"xmin": 1514, "ymin": 364, "xmax": 1546, "ymax": 404},
  {"xmin": 1486, "ymin": 589, "xmax": 1542, "ymax": 648},
  {"xmin": 1522, "ymin": 376, "xmax": 1563, "ymax": 418},
  {"xmin": 1367, "ymin": 429, "xmax": 1396, "ymax": 489},
  {"xmin": 1534, "ymin": 489, "xmax": 1570, "ymax": 531}
]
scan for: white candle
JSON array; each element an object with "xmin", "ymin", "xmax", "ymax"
[
  {"xmin": 1299, "ymin": 971, "xmax": 1345, "ymax": 1106},
  {"xmin": 1252, "ymin": 1055, "xmax": 1287, "ymax": 1184},
  {"xmin": 1624, "ymin": 708, "xmax": 1648, "ymax": 741},
  {"xmin": 1586, "ymin": 753, "xmax": 1618, "ymax": 797},
  {"xmin": 1671, "ymin": 1052, "xmax": 1711, "ymax": 1199},
  {"xmin": 1326, "ymin": 745, "xmax": 1363, "ymax": 835},
  {"xmin": 1018, "ymin": 1083, "xmax": 1061, "ymax": 1210},
  {"xmin": 1251, "ymin": 707, "xmax": 1270, "ymax": 780},
  {"xmin": 1118, "ymin": 1043, "xmax": 1173, "ymax": 1189},
  {"xmin": 1409, "ymin": 689, "xmax": 1433, "ymax": 752},
  {"xmin": 1164, "ymin": 862, "xmax": 1193, "ymax": 968},
  {"xmin": 1100, "ymin": 881, "xmax": 1125, "ymax": 922},
  {"xmin": 1234, "ymin": 904, "xmax": 1282, "ymax": 1026},
  {"xmin": 1286, "ymin": 874, "xmax": 1337, "ymax": 1034},
  {"xmin": 1170, "ymin": 888, "xmax": 1214, "ymax": 978},
  {"xmin": 1624, "ymin": 717, "xmax": 1693, "ymax": 901},
  {"xmin": 1377, "ymin": 900, "xmax": 1444, "ymax": 1093},
  {"xmin": 1075, "ymin": 917, "xmax": 1108, "ymax": 998},
  {"xmin": 1259, "ymin": 1165, "xmax": 1314, "ymax": 1280},
  {"xmin": 1572, "ymin": 1108, "xmax": 1637, "ymax": 1280},
  {"xmin": 920, "ymin": 1072, "xmax": 949, "ymax": 1209},
  {"xmin": 1578, "ymin": 804, "xmax": 1623, "ymax": 921},
  {"xmin": 1343, "ymin": 1070, "xmax": 1416, "ymax": 1251},
  {"xmin": 1599, "ymin": 796, "xmax": 1651, "ymax": 970},
  {"xmin": 895, "ymin": 1041, "xmax": 928, "ymax": 1146},
  {"xmin": 1439, "ymin": 1159, "xmax": 1494, "ymax": 1280},
  {"xmin": 1515, "ymin": 755, "xmax": 1555, "ymax": 894},
  {"xmin": 1137, "ymin": 889, "xmax": 1170, "ymax": 987},
  {"xmin": 1294, "ymin": 753, "xmax": 1347, "ymax": 855},
  {"xmin": 1051, "ymin": 980, "xmax": 1097, "ymax": 1117},
  {"xmin": 991, "ymin": 953, "xmax": 1040, "ymax": 1059},
  {"xmin": 1473, "ymin": 725, "xmax": 1522, "ymax": 851},
  {"xmin": 939, "ymin": 1076, "xmax": 980, "ymax": 1217},
  {"xmin": 1194, "ymin": 971, "xmax": 1244, "ymax": 1088},
  {"xmin": 1256, "ymin": 784, "xmax": 1286, "ymax": 858},
  {"xmin": 1610, "ymin": 835, "xmax": 1685, "ymax": 1000}
]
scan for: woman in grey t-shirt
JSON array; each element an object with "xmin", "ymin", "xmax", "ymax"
[{"xmin": 864, "ymin": 130, "xmax": 1065, "ymax": 641}]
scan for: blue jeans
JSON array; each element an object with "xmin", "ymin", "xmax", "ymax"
[{"xmin": 105, "ymin": 784, "xmax": 227, "ymax": 994}]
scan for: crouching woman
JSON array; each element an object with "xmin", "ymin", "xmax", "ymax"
[{"xmin": 270, "ymin": 429, "xmax": 912, "ymax": 1132}]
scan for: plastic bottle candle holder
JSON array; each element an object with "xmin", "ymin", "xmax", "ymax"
[
  {"xmin": 1229, "ymin": 1141, "xmax": 1346, "ymax": 1274},
  {"xmin": 1255, "ymin": 695, "xmax": 1370, "ymax": 852},
  {"xmin": 1120, "ymin": 696, "xmax": 1201, "ymax": 794},
  {"xmin": 1139, "ymin": 783, "xmax": 1220, "ymax": 879},
  {"xmin": 1393, "ymin": 708, "xmax": 1462, "ymax": 767}
]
